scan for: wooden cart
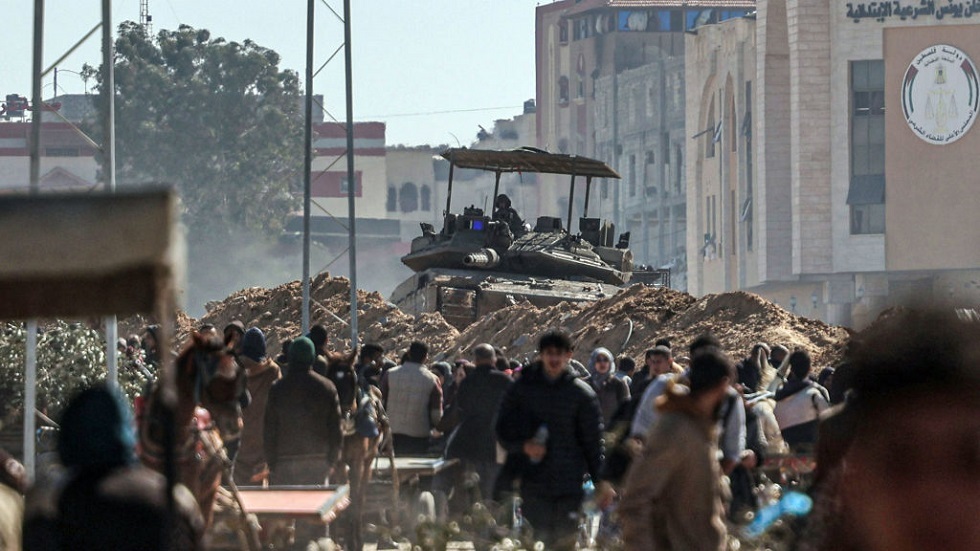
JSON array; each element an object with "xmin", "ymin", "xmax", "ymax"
[{"xmin": 210, "ymin": 484, "xmax": 351, "ymax": 549}]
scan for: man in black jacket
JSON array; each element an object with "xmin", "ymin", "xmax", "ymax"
[
  {"xmin": 445, "ymin": 343, "xmax": 512, "ymax": 500},
  {"xmin": 263, "ymin": 336, "xmax": 343, "ymax": 484},
  {"xmin": 496, "ymin": 330, "xmax": 607, "ymax": 549}
]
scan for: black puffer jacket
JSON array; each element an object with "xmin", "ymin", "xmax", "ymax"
[
  {"xmin": 446, "ymin": 364, "xmax": 512, "ymax": 462},
  {"xmin": 496, "ymin": 363, "xmax": 604, "ymax": 498}
]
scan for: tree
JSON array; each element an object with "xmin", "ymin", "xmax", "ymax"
[
  {"xmin": 0, "ymin": 321, "xmax": 149, "ymax": 427},
  {"xmin": 85, "ymin": 22, "xmax": 304, "ymax": 236}
]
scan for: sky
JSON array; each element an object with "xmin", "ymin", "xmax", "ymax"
[{"xmin": 2, "ymin": 0, "xmax": 541, "ymax": 146}]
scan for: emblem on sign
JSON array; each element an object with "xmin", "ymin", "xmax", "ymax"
[{"xmin": 902, "ymin": 44, "xmax": 979, "ymax": 145}]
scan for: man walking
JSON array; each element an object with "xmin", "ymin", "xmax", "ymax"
[
  {"xmin": 619, "ymin": 347, "xmax": 733, "ymax": 551},
  {"xmin": 263, "ymin": 336, "xmax": 343, "ymax": 549},
  {"xmin": 263, "ymin": 336, "xmax": 342, "ymax": 484},
  {"xmin": 382, "ymin": 341, "xmax": 443, "ymax": 455},
  {"xmin": 233, "ymin": 327, "xmax": 281, "ymax": 486},
  {"xmin": 445, "ymin": 344, "xmax": 512, "ymax": 499},
  {"xmin": 496, "ymin": 330, "xmax": 608, "ymax": 550}
]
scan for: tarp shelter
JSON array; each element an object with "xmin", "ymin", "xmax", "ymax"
[{"xmin": 0, "ymin": 189, "xmax": 182, "ymax": 478}]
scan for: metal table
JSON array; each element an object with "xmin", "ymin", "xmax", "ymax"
[
  {"xmin": 371, "ymin": 456, "xmax": 459, "ymax": 484},
  {"xmin": 235, "ymin": 484, "xmax": 351, "ymax": 524}
]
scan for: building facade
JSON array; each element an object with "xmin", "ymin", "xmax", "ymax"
[
  {"xmin": 687, "ymin": 0, "xmax": 980, "ymax": 327},
  {"xmin": 536, "ymin": 0, "xmax": 755, "ymax": 291},
  {"xmin": 0, "ymin": 122, "xmax": 100, "ymax": 192},
  {"xmin": 594, "ymin": 48, "xmax": 688, "ymax": 288}
]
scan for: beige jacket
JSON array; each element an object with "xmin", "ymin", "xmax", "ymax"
[{"xmin": 618, "ymin": 386, "xmax": 727, "ymax": 551}]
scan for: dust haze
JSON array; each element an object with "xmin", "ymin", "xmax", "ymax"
[{"xmin": 181, "ymin": 232, "xmax": 413, "ymax": 318}]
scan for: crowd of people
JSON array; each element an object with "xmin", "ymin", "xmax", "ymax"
[{"xmin": 0, "ymin": 308, "xmax": 978, "ymax": 550}]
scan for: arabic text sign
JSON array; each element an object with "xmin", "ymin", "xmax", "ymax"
[
  {"xmin": 902, "ymin": 45, "xmax": 980, "ymax": 145},
  {"xmin": 847, "ymin": 0, "xmax": 980, "ymax": 22}
]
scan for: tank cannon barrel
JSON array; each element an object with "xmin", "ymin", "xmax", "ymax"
[{"xmin": 463, "ymin": 248, "xmax": 500, "ymax": 268}]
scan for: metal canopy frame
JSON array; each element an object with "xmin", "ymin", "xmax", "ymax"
[
  {"xmin": 439, "ymin": 147, "xmax": 620, "ymax": 235},
  {"xmin": 440, "ymin": 147, "xmax": 620, "ymax": 178}
]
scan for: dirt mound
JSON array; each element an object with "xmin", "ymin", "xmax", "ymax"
[
  {"xmin": 119, "ymin": 278, "xmax": 847, "ymax": 371},
  {"xmin": 449, "ymin": 285, "xmax": 849, "ymax": 369},
  {"xmin": 661, "ymin": 291, "xmax": 849, "ymax": 366},
  {"xmin": 197, "ymin": 273, "xmax": 460, "ymax": 358}
]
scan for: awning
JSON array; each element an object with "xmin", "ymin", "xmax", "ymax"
[
  {"xmin": 846, "ymin": 175, "xmax": 885, "ymax": 205},
  {"xmin": 441, "ymin": 147, "xmax": 620, "ymax": 179}
]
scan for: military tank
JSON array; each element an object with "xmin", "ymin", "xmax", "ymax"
[{"xmin": 391, "ymin": 147, "xmax": 648, "ymax": 330}]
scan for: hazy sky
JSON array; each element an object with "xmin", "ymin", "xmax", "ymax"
[{"xmin": 3, "ymin": 0, "xmax": 540, "ymax": 146}]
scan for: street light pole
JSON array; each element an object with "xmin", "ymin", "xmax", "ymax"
[{"xmin": 102, "ymin": 0, "xmax": 118, "ymax": 386}]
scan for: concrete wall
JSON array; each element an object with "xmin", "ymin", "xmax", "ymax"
[
  {"xmin": 755, "ymin": 0, "xmax": 794, "ymax": 284},
  {"xmin": 883, "ymin": 25, "xmax": 980, "ymax": 271},
  {"xmin": 310, "ymin": 154, "xmax": 388, "ymax": 220},
  {"xmin": 787, "ymin": 0, "xmax": 834, "ymax": 276}
]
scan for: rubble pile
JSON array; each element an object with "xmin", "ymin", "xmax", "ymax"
[
  {"xmin": 196, "ymin": 273, "xmax": 460, "ymax": 357},
  {"xmin": 128, "ymin": 278, "xmax": 848, "ymax": 370},
  {"xmin": 451, "ymin": 285, "xmax": 849, "ymax": 368}
]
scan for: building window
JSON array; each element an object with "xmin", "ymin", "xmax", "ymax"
[
  {"xmin": 628, "ymin": 154, "xmax": 637, "ymax": 197},
  {"xmin": 399, "ymin": 182, "xmax": 418, "ymax": 213},
  {"xmin": 559, "ymin": 20, "xmax": 568, "ymax": 43},
  {"xmin": 558, "ymin": 76, "xmax": 570, "ymax": 106},
  {"xmin": 729, "ymin": 96, "xmax": 737, "ymax": 152},
  {"xmin": 421, "ymin": 184, "xmax": 431, "ymax": 211},
  {"xmin": 573, "ymin": 17, "xmax": 590, "ymax": 40},
  {"xmin": 674, "ymin": 144, "xmax": 683, "ymax": 194},
  {"xmin": 849, "ymin": 60, "xmax": 886, "ymax": 234},
  {"xmin": 705, "ymin": 97, "xmax": 716, "ymax": 158},
  {"xmin": 851, "ymin": 203, "xmax": 885, "ymax": 234},
  {"xmin": 386, "ymin": 184, "xmax": 397, "ymax": 212},
  {"xmin": 577, "ymin": 77, "xmax": 585, "ymax": 99},
  {"xmin": 744, "ymin": 81, "xmax": 753, "ymax": 251}
]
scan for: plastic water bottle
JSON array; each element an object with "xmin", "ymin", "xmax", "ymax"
[
  {"xmin": 529, "ymin": 424, "xmax": 548, "ymax": 464},
  {"xmin": 511, "ymin": 495, "xmax": 524, "ymax": 539},
  {"xmin": 581, "ymin": 476, "xmax": 600, "ymax": 548},
  {"xmin": 744, "ymin": 491, "xmax": 813, "ymax": 538},
  {"xmin": 582, "ymin": 477, "xmax": 597, "ymax": 514}
]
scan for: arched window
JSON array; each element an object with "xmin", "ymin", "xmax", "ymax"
[
  {"xmin": 399, "ymin": 182, "xmax": 418, "ymax": 213},
  {"xmin": 705, "ymin": 96, "xmax": 716, "ymax": 158},
  {"xmin": 386, "ymin": 184, "xmax": 397, "ymax": 212},
  {"xmin": 420, "ymin": 184, "xmax": 431, "ymax": 211}
]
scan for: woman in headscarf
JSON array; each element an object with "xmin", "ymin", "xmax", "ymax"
[
  {"xmin": 588, "ymin": 347, "xmax": 630, "ymax": 426},
  {"xmin": 23, "ymin": 384, "xmax": 203, "ymax": 550}
]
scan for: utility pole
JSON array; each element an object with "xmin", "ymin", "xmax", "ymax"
[
  {"xmin": 344, "ymin": 0, "xmax": 358, "ymax": 346},
  {"xmin": 301, "ymin": 0, "xmax": 314, "ymax": 334},
  {"xmin": 26, "ymin": 0, "xmax": 44, "ymax": 484}
]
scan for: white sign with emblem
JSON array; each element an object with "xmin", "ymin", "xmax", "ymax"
[{"xmin": 901, "ymin": 44, "xmax": 979, "ymax": 145}]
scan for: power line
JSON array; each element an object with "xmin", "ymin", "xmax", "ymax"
[{"xmin": 361, "ymin": 105, "xmax": 522, "ymax": 119}]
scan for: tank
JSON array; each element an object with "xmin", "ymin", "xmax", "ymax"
[{"xmin": 391, "ymin": 147, "xmax": 665, "ymax": 330}]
